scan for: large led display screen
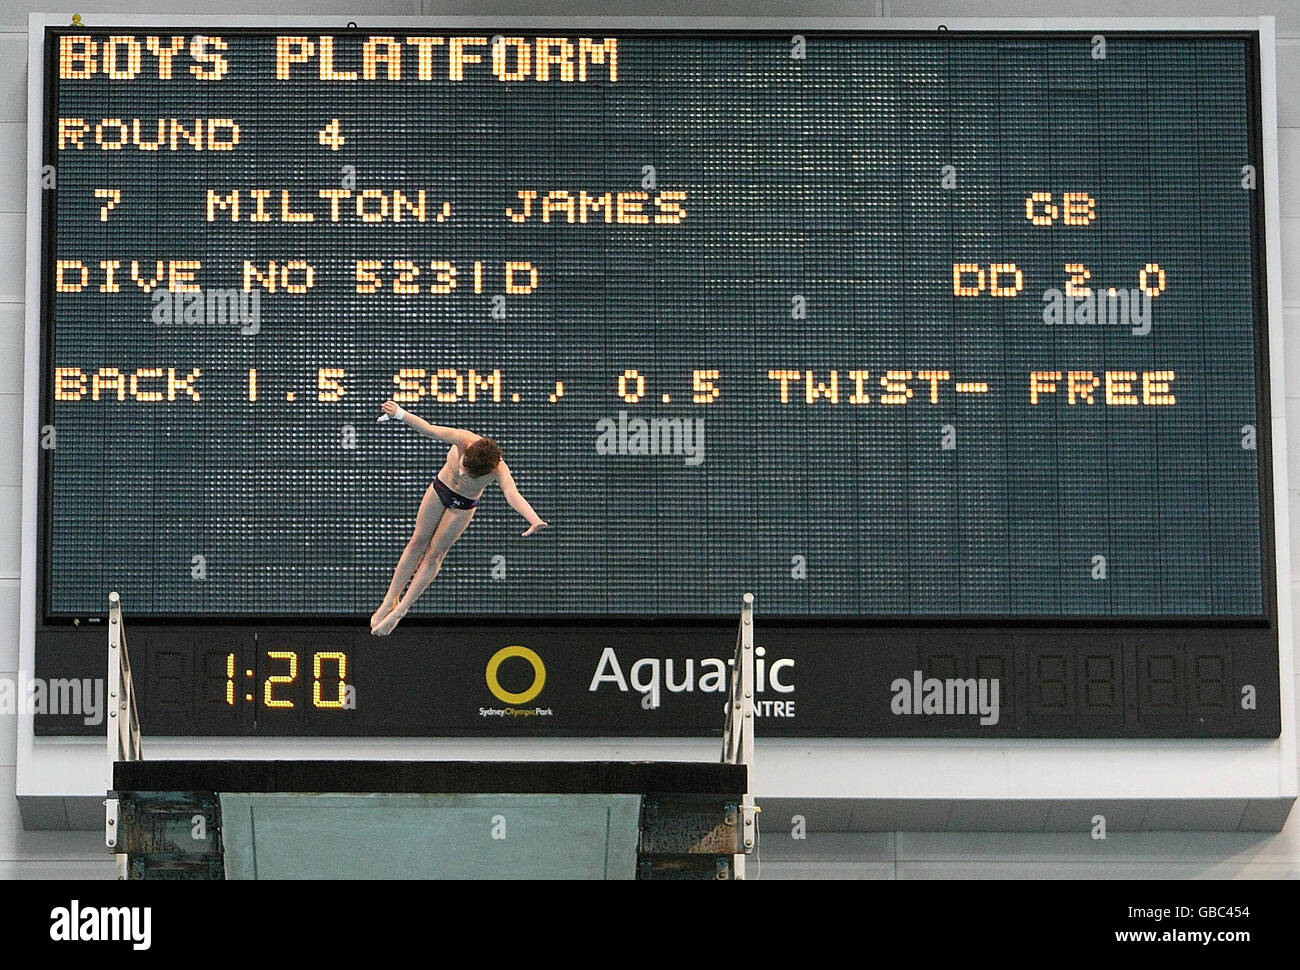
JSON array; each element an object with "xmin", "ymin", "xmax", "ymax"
[{"xmin": 34, "ymin": 28, "xmax": 1279, "ymax": 738}]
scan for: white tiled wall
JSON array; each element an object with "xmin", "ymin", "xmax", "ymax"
[{"xmin": 0, "ymin": 0, "xmax": 1296, "ymax": 879}]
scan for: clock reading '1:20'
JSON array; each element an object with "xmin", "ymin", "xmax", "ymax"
[{"xmin": 222, "ymin": 650, "xmax": 352, "ymax": 710}]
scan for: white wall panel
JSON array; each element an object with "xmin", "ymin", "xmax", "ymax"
[
  {"xmin": 0, "ymin": 214, "xmax": 22, "ymax": 303},
  {"xmin": 0, "ymin": 32, "xmax": 27, "ymax": 125},
  {"xmin": 1279, "ymin": 40, "xmax": 1300, "ymax": 127},
  {"xmin": 0, "ymin": 395, "xmax": 20, "ymax": 488},
  {"xmin": 0, "ymin": 767, "xmax": 105, "ymax": 860},
  {"xmin": 0, "ymin": 580, "xmax": 19, "ymax": 669},
  {"xmin": 885, "ymin": 0, "xmax": 1300, "ymax": 36},
  {"xmin": 1281, "ymin": 128, "xmax": 1300, "ymax": 220},
  {"xmin": 0, "ymin": 1, "xmax": 422, "ymax": 30},
  {"xmin": 0, "ymin": 123, "xmax": 22, "ymax": 213}
]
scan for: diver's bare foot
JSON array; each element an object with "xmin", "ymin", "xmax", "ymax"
[
  {"xmin": 370, "ymin": 599, "xmax": 397, "ymax": 630},
  {"xmin": 371, "ymin": 605, "xmax": 407, "ymax": 636}
]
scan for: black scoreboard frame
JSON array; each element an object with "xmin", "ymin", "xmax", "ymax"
[{"xmin": 31, "ymin": 25, "xmax": 1283, "ymax": 739}]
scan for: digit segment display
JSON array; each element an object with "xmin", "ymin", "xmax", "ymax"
[{"xmin": 33, "ymin": 26, "xmax": 1281, "ymax": 739}]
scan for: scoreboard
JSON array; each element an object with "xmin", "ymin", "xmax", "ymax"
[{"xmin": 32, "ymin": 27, "xmax": 1281, "ymax": 738}]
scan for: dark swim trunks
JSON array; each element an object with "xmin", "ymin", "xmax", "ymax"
[{"xmin": 433, "ymin": 475, "xmax": 480, "ymax": 511}]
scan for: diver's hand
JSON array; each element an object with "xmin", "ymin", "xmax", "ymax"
[{"xmin": 379, "ymin": 400, "xmax": 408, "ymax": 423}]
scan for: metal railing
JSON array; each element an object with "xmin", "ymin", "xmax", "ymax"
[
  {"xmin": 720, "ymin": 592, "xmax": 757, "ymax": 877},
  {"xmin": 105, "ymin": 591, "xmax": 142, "ymax": 874},
  {"xmin": 721, "ymin": 592, "xmax": 755, "ymax": 767}
]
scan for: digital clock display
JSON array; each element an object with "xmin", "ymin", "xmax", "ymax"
[{"xmin": 33, "ymin": 27, "xmax": 1279, "ymax": 739}]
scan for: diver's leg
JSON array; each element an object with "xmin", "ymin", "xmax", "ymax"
[
  {"xmin": 372, "ymin": 506, "xmax": 476, "ymax": 636},
  {"xmin": 371, "ymin": 482, "xmax": 445, "ymax": 629}
]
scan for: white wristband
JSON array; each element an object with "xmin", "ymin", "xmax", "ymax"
[{"xmin": 392, "ymin": 404, "xmax": 409, "ymax": 423}]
